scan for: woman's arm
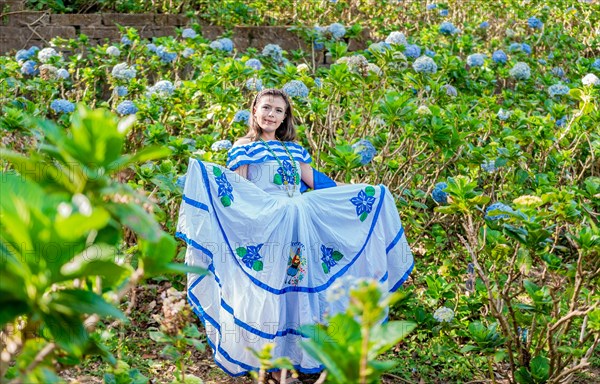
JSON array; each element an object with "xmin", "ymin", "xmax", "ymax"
[{"xmin": 300, "ymin": 162, "xmax": 315, "ymax": 190}]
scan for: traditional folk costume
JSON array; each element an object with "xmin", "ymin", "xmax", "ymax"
[{"xmin": 176, "ymin": 140, "xmax": 413, "ymax": 375}]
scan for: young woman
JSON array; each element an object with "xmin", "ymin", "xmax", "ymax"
[{"xmin": 176, "ymin": 88, "xmax": 413, "ymax": 382}]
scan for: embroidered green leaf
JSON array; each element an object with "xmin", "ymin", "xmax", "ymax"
[
  {"xmin": 332, "ymin": 250, "xmax": 344, "ymax": 261},
  {"xmin": 273, "ymin": 174, "xmax": 283, "ymax": 185},
  {"xmin": 252, "ymin": 260, "xmax": 263, "ymax": 271},
  {"xmin": 359, "ymin": 212, "xmax": 368, "ymax": 222},
  {"xmin": 322, "ymin": 263, "xmax": 329, "ymax": 274},
  {"xmin": 235, "ymin": 247, "xmax": 247, "ymax": 258},
  {"xmin": 365, "ymin": 186, "xmax": 376, "ymax": 197},
  {"xmin": 220, "ymin": 195, "xmax": 231, "ymax": 207},
  {"xmin": 213, "ymin": 166, "xmax": 222, "ymax": 177}
]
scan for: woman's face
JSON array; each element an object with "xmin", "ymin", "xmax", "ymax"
[{"xmin": 253, "ymin": 95, "xmax": 287, "ymax": 136}]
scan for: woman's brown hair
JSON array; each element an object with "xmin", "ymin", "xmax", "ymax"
[{"xmin": 245, "ymin": 88, "xmax": 296, "ymax": 142}]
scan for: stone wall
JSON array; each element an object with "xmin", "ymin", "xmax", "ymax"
[{"xmin": 0, "ymin": 0, "xmax": 368, "ymax": 54}]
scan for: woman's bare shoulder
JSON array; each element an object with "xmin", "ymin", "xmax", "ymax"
[{"xmin": 233, "ymin": 137, "xmax": 253, "ymax": 147}]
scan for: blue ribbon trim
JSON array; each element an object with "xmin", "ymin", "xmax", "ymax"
[
  {"xmin": 182, "ymin": 194, "xmax": 209, "ymax": 211},
  {"xmin": 187, "ymin": 275, "xmax": 325, "ymax": 376}
]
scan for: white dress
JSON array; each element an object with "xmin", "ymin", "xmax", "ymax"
[{"xmin": 176, "ymin": 140, "xmax": 413, "ymax": 376}]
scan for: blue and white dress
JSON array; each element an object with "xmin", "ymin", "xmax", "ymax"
[{"xmin": 176, "ymin": 140, "xmax": 413, "ymax": 376}]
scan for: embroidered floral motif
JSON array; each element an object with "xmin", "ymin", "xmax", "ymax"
[
  {"xmin": 235, "ymin": 244, "xmax": 264, "ymax": 271},
  {"xmin": 273, "ymin": 159, "xmax": 300, "ymax": 186},
  {"xmin": 213, "ymin": 166, "xmax": 234, "ymax": 207},
  {"xmin": 286, "ymin": 241, "xmax": 306, "ymax": 286},
  {"xmin": 350, "ymin": 186, "xmax": 376, "ymax": 222},
  {"xmin": 320, "ymin": 244, "xmax": 344, "ymax": 274}
]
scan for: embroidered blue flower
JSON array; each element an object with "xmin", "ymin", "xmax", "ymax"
[
  {"xmin": 213, "ymin": 166, "xmax": 234, "ymax": 207},
  {"xmin": 277, "ymin": 159, "xmax": 297, "ymax": 185},
  {"xmin": 350, "ymin": 188, "xmax": 376, "ymax": 221},
  {"xmin": 321, "ymin": 245, "xmax": 337, "ymax": 269},
  {"xmin": 216, "ymin": 173, "xmax": 233, "ymax": 199},
  {"xmin": 242, "ymin": 244, "xmax": 263, "ymax": 269}
]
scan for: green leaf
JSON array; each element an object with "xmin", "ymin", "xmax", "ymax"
[
  {"xmin": 54, "ymin": 209, "xmax": 111, "ymax": 240},
  {"xmin": 220, "ymin": 195, "xmax": 232, "ymax": 207},
  {"xmin": 213, "ymin": 166, "xmax": 222, "ymax": 177},
  {"xmin": 332, "ymin": 250, "xmax": 343, "ymax": 261},
  {"xmin": 149, "ymin": 330, "xmax": 171, "ymax": 343},
  {"xmin": 236, "ymin": 247, "xmax": 247, "ymax": 257},
  {"xmin": 140, "ymin": 232, "xmax": 178, "ymax": 275},
  {"xmin": 49, "ymin": 289, "xmax": 125, "ymax": 320},
  {"xmin": 106, "ymin": 202, "xmax": 162, "ymax": 242},
  {"xmin": 252, "ymin": 260, "xmax": 263, "ymax": 271},
  {"xmin": 530, "ymin": 355, "xmax": 549, "ymax": 382},
  {"xmin": 369, "ymin": 321, "xmax": 416, "ymax": 357}
]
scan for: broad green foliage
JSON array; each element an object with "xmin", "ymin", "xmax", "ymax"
[
  {"xmin": 299, "ymin": 280, "xmax": 416, "ymax": 384},
  {"xmin": 1, "ymin": 0, "xmax": 600, "ymax": 382},
  {"xmin": 0, "ymin": 107, "xmax": 205, "ymax": 382}
]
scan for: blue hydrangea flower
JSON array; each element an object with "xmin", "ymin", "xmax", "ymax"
[
  {"xmin": 50, "ymin": 99, "xmax": 75, "ymax": 114},
  {"xmin": 262, "ymin": 44, "xmax": 284, "ymax": 62},
  {"xmin": 439, "ymin": 21, "xmax": 458, "ymax": 35},
  {"xmin": 116, "ymin": 100, "xmax": 138, "ymax": 115},
  {"xmin": 521, "ymin": 43, "xmax": 531, "ymax": 55},
  {"xmin": 313, "ymin": 40, "xmax": 325, "ymax": 51},
  {"xmin": 56, "ymin": 68, "xmax": 69, "ymax": 79},
  {"xmin": 405, "ymin": 44, "xmax": 421, "ymax": 58},
  {"xmin": 352, "ymin": 139, "xmax": 377, "ymax": 165},
  {"xmin": 245, "ymin": 78, "xmax": 263, "ymax": 91},
  {"xmin": 509, "ymin": 42, "xmax": 521, "ymax": 52},
  {"xmin": 413, "ymin": 56, "xmax": 437, "ymax": 74},
  {"xmin": 385, "ymin": 31, "xmax": 407, "ymax": 46},
  {"xmin": 551, "ymin": 67, "xmax": 565, "ymax": 77},
  {"xmin": 211, "ymin": 139, "xmax": 233, "ymax": 151},
  {"xmin": 21, "ymin": 60, "xmax": 37, "ymax": 76},
  {"xmin": 555, "ymin": 116, "xmax": 567, "ymax": 127},
  {"xmin": 481, "ymin": 160, "xmax": 497, "ymax": 173},
  {"xmin": 38, "ymin": 47, "xmax": 60, "ymax": 63},
  {"xmin": 114, "ymin": 86, "xmax": 128, "ymax": 97},
  {"xmin": 426, "ymin": 4, "xmax": 437, "ymax": 10},
  {"xmin": 538, "ymin": 59, "xmax": 547, "ymax": 65},
  {"xmin": 121, "ymin": 36, "xmax": 132, "ymax": 45},
  {"xmin": 527, "ymin": 17, "xmax": 543, "ymax": 29},
  {"xmin": 182, "ymin": 28, "xmax": 197, "ymax": 39},
  {"xmin": 443, "ymin": 84, "xmax": 457, "ymax": 97},
  {"xmin": 485, "ymin": 202, "xmax": 513, "ymax": 220},
  {"xmin": 111, "ymin": 63, "xmax": 136, "ymax": 80},
  {"xmin": 479, "ymin": 21, "xmax": 490, "ymax": 29},
  {"xmin": 106, "ymin": 46, "xmax": 120, "ymax": 56},
  {"xmin": 439, "ymin": 9, "xmax": 449, "ymax": 17},
  {"xmin": 146, "ymin": 43, "xmax": 158, "ymax": 53},
  {"xmin": 282, "ymin": 80, "xmax": 309, "ymax": 98},
  {"xmin": 155, "ymin": 45, "xmax": 177, "ymax": 63},
  {"xmin": 510, "ymin": 62, "xmax": 531, "ymax": 80},
  {"xmin": 467, "ymin": 53, "xmax": 485, "ymax": 67},
  {"xmin": 492, "ymin": 50, "xmax": 508, "ymax": 64},
  {"xmin": 431, "ymin": 182, "xmax": 448, "ymax": 204},
  {"xmin": 182, "ymin": 48, "xmax": 194, "ymax": 58},
  {"xmin": 218, "ymin": 38, "xmax": 234, "ymax": 52},
  {"xmin": 327, "ymin": 23, "xmax": 346, "ymax": 39},
  {"xmin": 233, "ymin": 110, "xmax": 250, "ymax": 123},
  {"xmin": 592, "ymin": 59, "xmax": 600, "ymax": 71},
  {"xmin": 147, "ymin": 80, "xmax": 175, "ymax": 97},
  {"xmin": 315, "ymin": 78, "xmax": 323, "ymax": 88},
  {"xmin": 547, "ymin": 83, "xmax": 570, "ymax": 97},
  {"xmin": 15, "ymin": 49, "xmax": 33, "ymax": 62},
  {"xmin": 245, "ymin": 58, "xmax": 262, "ymax": 70},
  {"xmin": 497, "ymin": 108, "xmax": 512, "ymax": 121}
]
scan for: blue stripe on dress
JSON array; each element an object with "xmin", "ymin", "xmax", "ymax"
[
  {"xmin": 182, "ymin": 194, "xmax": 209, "ymax": 211},
  {"xmin": 187, "ymin": 276, "xmax": 325, "ymax": 375},
  {"xmin": 197, "ymin": 159, "xmax": 386, "ymax": 294}
]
